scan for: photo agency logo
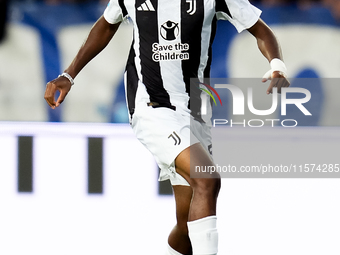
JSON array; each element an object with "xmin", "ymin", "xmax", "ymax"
[
  {"xmin": 199, "ymin": 80, "xmax": 312, "ymax": 128},
  {"xmin": 199, "ymin": 82, "xmax": 222, "ymax": 107}
]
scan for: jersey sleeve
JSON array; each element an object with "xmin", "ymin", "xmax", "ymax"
[
  {"xmin": 216, "ymin": 0, "xmax": 262, "ymax": 33},
  {"xmin": 103, "ymin": 0, "xmax": 128, "ymax": 24}
]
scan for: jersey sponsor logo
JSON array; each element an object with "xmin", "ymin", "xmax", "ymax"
[
  {"xmin": 152, "ymin": 20, "xmax": 190, "ymax": 62},
  {"xmin": 152, "ymin": 42, "xmax": 189, "ymax": 62},
  {"xmin": 137, "ymin": 0, "xmax": 155, "ymax": 11},
  {"xmin": 168, "ymin": 131, "xmax": 181, "ymax": 145},
  {"xmin": 160, "ymin": 21, "xmax": 179, "ymax": 41},
  {"xmin": 186, "ymin": 0, "xmax": 196, "ymax": 15}
]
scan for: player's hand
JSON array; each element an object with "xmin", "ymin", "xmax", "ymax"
[
  {"xmin": 44, "ymin": 76, "xmax": 72, "ymax": 109},
  {"xmin": 262, "ymin": 70, "xmax": 290, "ymax": 95}
]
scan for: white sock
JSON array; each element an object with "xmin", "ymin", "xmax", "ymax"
[
  {"xmin": 166, "ymin": 243, "xmax": 184, "ymax": 255},
  {"xmin": 187, "ymin": 216, "xmax": 218, "ymax": 255}
]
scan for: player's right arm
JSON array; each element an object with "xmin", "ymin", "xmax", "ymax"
[{"xmin": 44, "ymin": 16, "xmax": 121, "ymax": 109}]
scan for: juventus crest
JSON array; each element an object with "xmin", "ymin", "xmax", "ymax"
[{"xmin": 186, "ymin": 0, "xmax": 196, "ymax": 15}]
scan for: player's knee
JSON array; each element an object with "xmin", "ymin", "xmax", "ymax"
[{"xmin": 191, "ymin": 176, "xmax": 221, "ymax": 198}]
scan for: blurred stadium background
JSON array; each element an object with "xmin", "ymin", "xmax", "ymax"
[{"xmin": 0, "ymin": 0, "xmax": 340, "ymax": 254}]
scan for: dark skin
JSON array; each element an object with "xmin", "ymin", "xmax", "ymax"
[
  {"xmin": 44, "ymin": 16, "xmax": 290, "ymax": 255},
  {"xmin": 44, "ymin": 16, "xmax": 120, "ymax": 109},
  {"xmin": 248, "ymin": 19, "xmax": 290, "ymax": 94},
  {"xmin": 44, "ymin": 17, "xmax": 289, "ymax": 107}
]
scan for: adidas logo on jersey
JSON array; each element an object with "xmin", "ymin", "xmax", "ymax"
[{"xmin": 137, "ymin": 0, "xmax": 155, "ymax": 11}]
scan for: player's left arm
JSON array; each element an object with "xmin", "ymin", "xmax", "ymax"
[{"xmin": 247, "ymin": 18, "xmax": 290, "ymax": 94}]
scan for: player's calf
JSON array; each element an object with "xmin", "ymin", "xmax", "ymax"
[{"xmin": 186, "ymin": 177, "xmax": 220, "ymax": 255}]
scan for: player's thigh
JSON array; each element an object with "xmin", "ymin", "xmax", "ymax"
[
  {"xmin": 175, "ymin": 143, "xmax": 220, "ymax": 186},
  {"xmin": 132, "ymin": 105, "xmax": 194, "ymax": 186}
]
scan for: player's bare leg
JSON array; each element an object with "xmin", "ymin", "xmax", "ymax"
[
  {"xmin": 175, "ymin": 143, "xmax": 221, "ymax": 220},
  {"xmin": 173, "ymin": 142, "xmax": 221, "ymax": 255},
  {"xmin": 167, "ymin": 185, "xmax": 193, "ymax": 254}
]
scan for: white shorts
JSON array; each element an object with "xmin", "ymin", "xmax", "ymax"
[{"xmin": 131, "ymin": 103, "xmax": 212, "ymax": 186}]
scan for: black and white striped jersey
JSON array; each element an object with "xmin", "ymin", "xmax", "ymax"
[{"xmin": 104, "ymin": 0, "xmax": 261, "ymax": 120}]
